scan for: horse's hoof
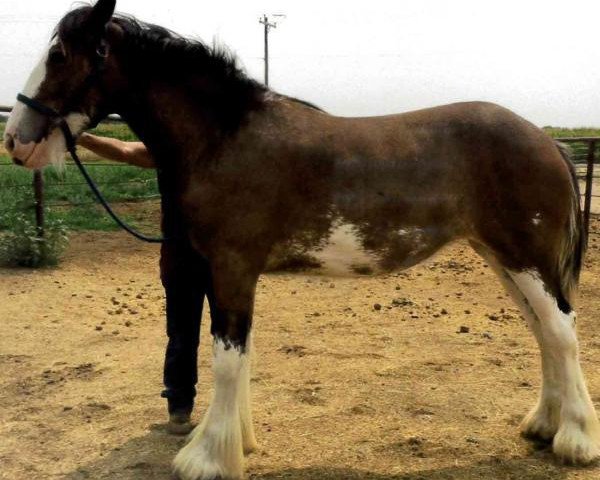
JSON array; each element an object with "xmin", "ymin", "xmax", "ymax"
[
  {"xmin": 173, "ymin": 461, "xmax": 239, "ymax": 480},
  {"xmin": 520, "ymin": 406, "xmax": 559, "ymax": 443},
  {"xmin": 553, "ymin": 423, "xmax": 600, "ymax": 465},
  {"xmin": 173, "ymin": 439, "xmax": 244, "ymax": 480},
  {"xmin": 168, "ymin": 412, "xmax": 196, "ymax": 435},
  {"xmin": 168, "ymin": 420, "xmax": 196, "ymax": 435}
]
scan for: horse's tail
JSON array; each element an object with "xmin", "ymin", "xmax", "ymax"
[{"xmin": 555, "ymin": 141, "xmax": 586, "ymax": 307}]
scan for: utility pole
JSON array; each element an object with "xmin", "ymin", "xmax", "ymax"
[{"xmin": 259, "ymin": 14, "xmax": 285, "ymax": 87}]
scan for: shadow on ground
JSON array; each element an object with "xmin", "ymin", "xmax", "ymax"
[
  {"xmin": 61, "ymin": 428, "xmax": 576, "ymax": 480},
  {"xmin": 63, "ymin": 424, "xmax": 182, "ymax": 480},
  {"xmin": 249, "ymin": 462, "xmax": 567, "ymax": 480}
]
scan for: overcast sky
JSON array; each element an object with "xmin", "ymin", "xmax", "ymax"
[{"xmin": 1, "ymin": 0, "xmax": 599, "ymax": 127}]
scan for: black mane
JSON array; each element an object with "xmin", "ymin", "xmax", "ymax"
[
  {"xmin": 57, "ymin": 6, "xmax": 324, "ymax": 133},
  {"xmin": 58, "ymin": 6, "xmax": 267, "ymax": 134}
]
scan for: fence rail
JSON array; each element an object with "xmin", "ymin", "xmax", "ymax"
[
  {"xmin": 0, "ymin": 105, "xmax": 122, "ymax": 122},
  {"xmin": 556, "ymin": 137, "xmax": 597, "ymax": 236},
  {"xmin": 1, "ymin": 104, "xmax": 161, "ymax": 236},
  {"xmin": 1, "ymin": 104, "xmax": 599, "ymax": 237},
  {"xmin": 583, "ymin": 139, "xmax": 595, "ymax": 236}
]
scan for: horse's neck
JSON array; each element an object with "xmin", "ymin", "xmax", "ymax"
[{"xmin": 116, "ymin": 82, "xmax": 215, "ymax": 167}]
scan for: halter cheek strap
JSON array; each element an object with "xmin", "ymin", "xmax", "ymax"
[{"xmin": 15, "ymin": 92, "xmax": 164, "ymax": 244}]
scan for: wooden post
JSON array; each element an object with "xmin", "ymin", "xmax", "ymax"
[
  {"xmin": 583, "ymin": 140, "xmax": 596, "ymax": 237},
  {"xmin": 33, "ymin": 170, "xmax": 44, "ymax": 237}
]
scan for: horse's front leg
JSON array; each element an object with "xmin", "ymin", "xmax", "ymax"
[{"xmin": 173, "ymin": 252, "xmax": 258, "ymax": 480}]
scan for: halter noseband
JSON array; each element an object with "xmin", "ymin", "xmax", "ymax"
[
  {"xmin": 15, "ymin": 91, "xmax": 164, "ymax": 244},
  {"xmin": 16, "ymin": 93, "xmax": 78, "ymax": 154}
]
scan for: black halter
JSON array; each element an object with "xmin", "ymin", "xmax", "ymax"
[{"xmin": 15, "ymin": 92, "xmax": 164, "ymax": 243}]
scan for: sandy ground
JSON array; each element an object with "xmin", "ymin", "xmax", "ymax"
[{"xmin": 2, "ymin": 221, "xmax": 600, "ymax": 480}]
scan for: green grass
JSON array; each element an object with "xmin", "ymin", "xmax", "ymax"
[
  {"xmin": 543, "ymin": 127, "xmax": 600, "ymax": 138},
  {"xmin": 0, "ymin": 161, "xmax": 160, "ymax": 231},
  {"xmin": 0, "ymin": 121, "xmax": 159, "ymax": 233},
  {"xmin": 88, "ymin": 121, "xmax": 139, "ymax": 141}
]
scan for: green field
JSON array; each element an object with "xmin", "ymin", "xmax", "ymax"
[
  {"xmin": 0, "ymin": 121, "xmax": 160, "ymax": 233},
  {"xmin": 0, "ymin": 121, "xmax": 599, "ymax": 233},
  {"xmin": 543, "ymin": 127, "xmax": 600, "ymax": 138}
]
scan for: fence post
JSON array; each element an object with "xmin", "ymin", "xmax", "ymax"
[
  {"xmin": 33, "ymin": 170, "xmax": 44, "ymax": 237},
  {"xmin": 583, "ymin": 140, "xmax": 596, "ymax": 238}
]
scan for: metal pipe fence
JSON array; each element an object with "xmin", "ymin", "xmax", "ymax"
[
  {"xmin": 1, "ymin": 104, "xmax": 599, "ymax": 237},
  {"xmin": 556, "ymin": 137, "xmax": 599, "ymax": 236},
  {"xmin": 0, "ymin": 104, "xmax": 160, "ymax": 233}
]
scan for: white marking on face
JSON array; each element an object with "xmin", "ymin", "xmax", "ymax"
[
  {"xmin": 173, "ymin": 338, "xmax": 245, "ymax": 479},
  {"xmin": 24, "ymin": 42, "xmax": 53, "ymax": 96},
  {"xmin": 22, "ymin": 112, "xmax": 90, "ymax": 170},
  {"xmin": 4, "ymin": 43, "xmax": 52, "ymax": 149},
  {"xmin": 5, "ymin": 39, "xmax": 90, "ymax": 169},
  {"xmin": 532, "ymin": 212, "xmax": 542, "ymax": 226}
]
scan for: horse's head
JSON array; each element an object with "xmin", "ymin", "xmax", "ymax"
[{"xmin": 4, "ymin": 0, "xmax": 118, "ymax": 169}]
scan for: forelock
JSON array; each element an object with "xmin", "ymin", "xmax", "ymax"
[{"xmin": 55, "ymin": 5, "xmax": 94, "ymax": 44}]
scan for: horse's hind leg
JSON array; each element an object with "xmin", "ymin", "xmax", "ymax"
[
  {"xmin": 472, "ymin": 242, "xmax": 600, "ymax": 464},
  {"xmin": 508, "ymin": 269, "xmax": 600, "ymax": 464},
  {"xmin": 472, "ymin": 243, "xmax": 560, "ymax": 440}
]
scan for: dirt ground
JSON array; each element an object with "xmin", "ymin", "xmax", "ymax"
[{"xmin": 3, "ymin": 221, "xmax": 600, "ymax": 480}]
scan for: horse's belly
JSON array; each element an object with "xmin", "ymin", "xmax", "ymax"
[
  {"xmin": 307, "ymin": 223, "xmax": 448, "ymax": 277},
  {"xmin": 309, "ymin": 224, "xmax": 380, "ymax": 276}
]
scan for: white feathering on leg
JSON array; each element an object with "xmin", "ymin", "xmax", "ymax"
[
  {"xmin": 239, "ymin": 332, "xmax": 258, "ymax": 455},
  {"xmin": 173, "ymin": 338, "xmax": 245, "ymax": 480},
  {"xmin": 508, "ymin": 270, "xmax": 600, "ymax": 464}
]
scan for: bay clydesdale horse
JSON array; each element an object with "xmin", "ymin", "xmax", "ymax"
[{"xmin": 4, "ymin": 0, "xmax": 599, "ymax": 478}]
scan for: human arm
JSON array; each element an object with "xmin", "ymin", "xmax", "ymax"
[{"xmin": 77, "ymin": 132, "xmax": 155, "ymax": 168}]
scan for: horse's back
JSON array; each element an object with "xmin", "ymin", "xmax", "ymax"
[{"xmin": 276, "ymin": 100, "xmax": 580, "ymax": 278}]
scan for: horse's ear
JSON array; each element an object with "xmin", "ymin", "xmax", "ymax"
[{"xmin": 88, "ymin": 0, "xmax": 116, "ymax": 32}]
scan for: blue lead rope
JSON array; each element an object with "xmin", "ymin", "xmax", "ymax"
[{"xmin": 16, "ymin": 93, "xmax": 164, "ymax": 243}]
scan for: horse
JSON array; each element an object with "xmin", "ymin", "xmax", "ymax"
[{"xmin": 4, "ymin": 1, "xmax": 600, "ymax": 478}]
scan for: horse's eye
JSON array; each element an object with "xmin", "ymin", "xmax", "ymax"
[
  {"xmin": 96, "ymin": 44, "xmax": 109, "ymax": 58},
  {"xmin": 48, "ymin": 50, "xmax": 65, "ymax": 65}
]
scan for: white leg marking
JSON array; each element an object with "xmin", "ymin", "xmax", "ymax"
[
  {"xmin": 173, "ymin": 338, "xmax": 245, "ymax": 480},
  {"xmin": 239, "ymin": 333, "xmax": 257, "ymax": 455},
  {"xmin": 476, "ymin": 249, "xmax": 561, "ymax": 440},
  {"xmin": 509, "ymin": 270, "xmax": 600, "ymax": 464}
]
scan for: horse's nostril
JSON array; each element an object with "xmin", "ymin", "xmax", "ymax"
[
  {"xmin": 12, "ymin": 157, "xmax": 23, "ymax": 166},
  {"xmin": 4, "ymin": 133, "xmax": 15, "ymax": 153}
]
